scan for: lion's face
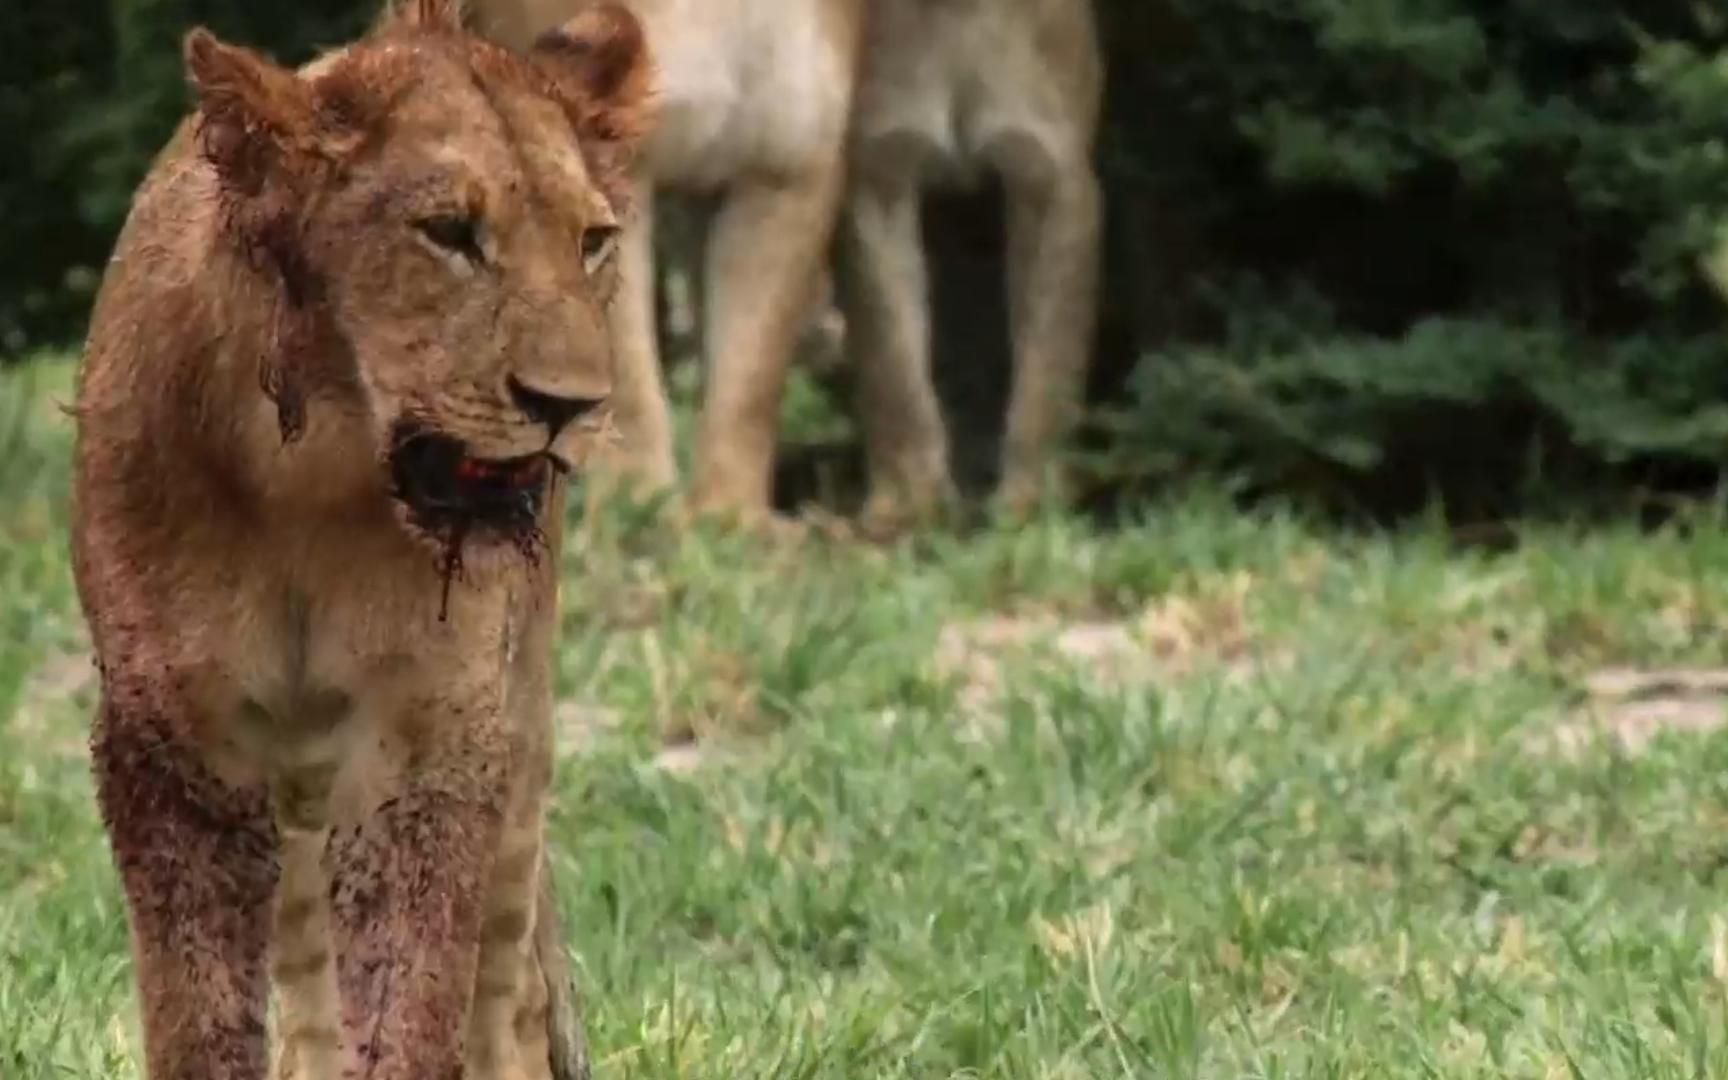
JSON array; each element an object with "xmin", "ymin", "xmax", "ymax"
[
  {"xmin": 184, "ymin": 1, "xmax": 652, "ymax": 541},
  {"xmin": 313, "ymin": 64, "xmax": 623, "ymax": 537}
]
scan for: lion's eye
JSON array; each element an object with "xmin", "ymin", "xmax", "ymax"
[
  {"xmin": 581, "ymin": 225, "xmax": 619, "ymax": 275},
  {"xmin": 415, "ymin": 213, "xmax": 484, "ymax": 266}
]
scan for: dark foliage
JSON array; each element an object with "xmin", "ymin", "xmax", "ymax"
[
  {"xmin": 1084, "ymin": 0, "xmax": 1728, "ymax": 516},
  {"xmin": 0, "ymin": 0, "xmax": 371, "ymax": 356}
]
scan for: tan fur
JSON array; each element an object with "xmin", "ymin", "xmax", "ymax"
[
  {"xmin": 839, "ymin": 0, "xmax": 1104, "ymax": 530},
  {"xmin": 473, "ymin": 0, "xmax": 867, "ymax": 526},
  {"xmin": 68, "ymin": 4, "xmax": 649, "ymax": 1078}
]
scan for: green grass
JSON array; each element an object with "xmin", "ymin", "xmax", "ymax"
[{"xmin": 8, "ymin": 353, "xmax": 1728, "ymax": 1077}]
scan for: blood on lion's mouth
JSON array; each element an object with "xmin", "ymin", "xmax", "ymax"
[
  {"xmin": 387, "ymin": 421, "xmax": 560, "ymax": 546},
  {"xmin": 388, "ymin": 421, "xmax": 562, "ymax": 620}
]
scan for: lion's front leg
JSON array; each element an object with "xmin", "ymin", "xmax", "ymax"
[
  {"xmin": 688, "ymin": 163, "xmax": 848, "ymax": 523},
  {"xmin": 92, "ymin": 698, "xmax": 278, "ymax": 1080},
  {"xmin": 592, "ymin": 182, "xmax": 679, "ymax": 508},
  {"xmin": 463, "ymin": 695, "xmax": 566, "ymax": 1080},
  {"xmin": 326, "ymin": 717, "xmax": 510, "ymax": 1080}
]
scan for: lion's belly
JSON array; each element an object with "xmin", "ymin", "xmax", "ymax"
[
  {"xmin": 635, "ymin": 0, "xmax": 854, "ymax": 187},
  {"xmin": 852, "ymin": 0, "xmax": 1084, "ymax": 187}
]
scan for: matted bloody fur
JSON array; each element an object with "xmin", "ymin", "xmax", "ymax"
[{"xmin": 68, "ymin": 2, "xmax": 651, "ymax": 1078}]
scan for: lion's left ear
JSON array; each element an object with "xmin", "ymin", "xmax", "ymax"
[
  {"xmin": 184, "ymin": 28, "xmax": 323, "ymax": 196},
  {"xmin": 532, "ymin": 2, "xmax": 655, "ymax": 163}
]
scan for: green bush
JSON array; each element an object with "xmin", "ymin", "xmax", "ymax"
[
  {"xmin": 1090, "ymin": 0, "xmax": 1728, "ymax": 514},
  {"xmin": 0, "ymin": 0, "xmax": 371, "ymax": 357}
]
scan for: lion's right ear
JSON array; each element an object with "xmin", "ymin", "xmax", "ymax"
[
  {"xmin": 183, "ymin": 27, "xmax": 320, "ymax": 195},
  {"xmin": 532, "ymin": 3, "xmax": 655, "ymax": 160}
]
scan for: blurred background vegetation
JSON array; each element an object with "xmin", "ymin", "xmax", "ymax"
[{"xmin": 6, "ymin": 0, "xmax": 1728, "ymax": 520}]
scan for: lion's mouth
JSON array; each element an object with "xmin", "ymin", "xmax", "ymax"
[
  {"xmin": 387, "ymin": 422, "xmax": 562, "ymax": 540},
  {"xmin": 387, "ymin": 422, "xmax": 564, "ymax": 620}
]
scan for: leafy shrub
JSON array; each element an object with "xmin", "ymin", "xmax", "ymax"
[
  {"xmin": 0, "ymin": 0, "xmax": 371, "ymax": 357},
  {"xmin": 1090, "ymin": 0, "xmax": 1728, "ymax": 514}
]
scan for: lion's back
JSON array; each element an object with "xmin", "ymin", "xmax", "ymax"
[{"xmin": 71, "ymin": 117, "xmax": 229, "ymax": 652}]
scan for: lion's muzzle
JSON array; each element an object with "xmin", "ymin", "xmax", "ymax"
[{"xmin": 387, "ymin": 421, "xmax": 560, "ymax": 542}]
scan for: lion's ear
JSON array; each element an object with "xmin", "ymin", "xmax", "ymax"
[
  {"xmin": 386, "ymin": 0, "xmax": 470, "ymax": 32},
  {"xmin": 183, "ymin": 27, "xmax": 320, "ymax": 195},
  {"xmin": 532, "ymin": 3, "xmax": 655, "ymax": 158}
]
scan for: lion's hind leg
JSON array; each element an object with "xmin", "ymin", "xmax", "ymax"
[
  {"xmin": 268, "ymin": 831, "xmax": 344, "ymax": 1080},
  {"xmin": 989, "ymin": 124, "xmax": 1102, "ymax": 519},
  {"xmin": 265, "ymin": 745, "xmax": 348, "ymax": 1080},
  {"xmin": 837, "ymin": 132, "xmax": 958, "ymax": 536}
]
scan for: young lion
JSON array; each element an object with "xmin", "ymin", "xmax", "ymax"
[
  {"xmin": 68, "ymin": 3, "xmax": 649, "ymax": 1078},
  {"xmin": 839, "ymin": 0, "xmax": 1104, "ymax": 530},
  {"xmin": 473, "ymin": 0, "xmax": 867, "ymax": 523}
]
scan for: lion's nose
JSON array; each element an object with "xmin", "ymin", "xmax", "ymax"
[{"xmin": 507, "ymin": 375, "xmax": 606, "ymax": 438}]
